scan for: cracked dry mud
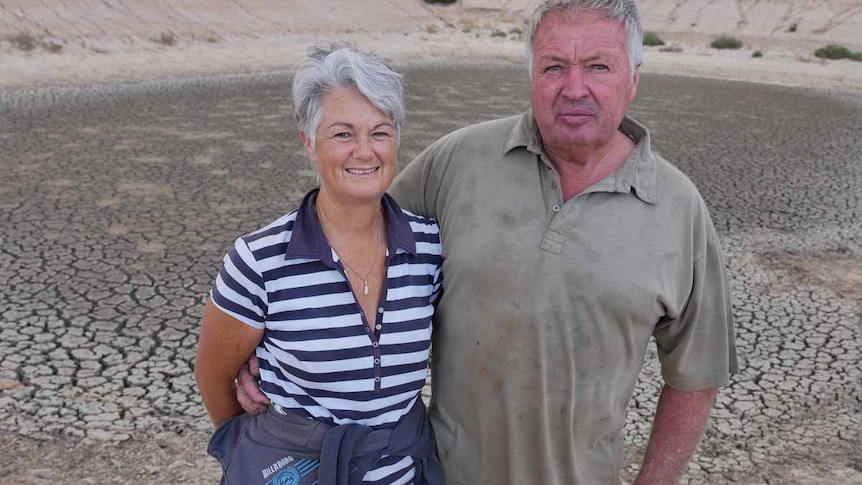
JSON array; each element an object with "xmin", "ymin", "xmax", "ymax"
[{"xmin": 1, "ymin": 64, "xmax": 861, "ymax": 484}]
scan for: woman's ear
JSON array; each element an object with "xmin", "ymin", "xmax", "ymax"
[{"xmin": 299, "ymin": 130, "xmax": 315, "ymax": 161}]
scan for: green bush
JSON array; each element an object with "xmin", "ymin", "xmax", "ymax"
[
  {"xmin": 813, "ymin": 44, "xmax": 862, "ymax": 61},
  {"xmin": 9, "ymin": 33, "xmax": 37, "ymax": 51},
  {"xmin": 41, "ymin": 40, "xmax": 63, "ymax": 53},
  {"xmin": 711, "ymin": 35, "xmax": 743, "ymax": 49},
  {"xmin": 752, "ymin": 50, "xmax": 763, "ymax": 58},
  {"xmin": 642, "ymin": 31, "xmax": 665, "ymax": 47},
  {"xmin": 491, "ymin": 29, "xmax": 507, "ymax": 38}
]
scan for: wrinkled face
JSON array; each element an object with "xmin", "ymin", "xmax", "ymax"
[
  {"xmin": 530, "ymin": 9, "xmax": 639, "ymax": 156},
  {"xmin": 301, "ymin": 86, "xmax": 397, "ymax": 205}
]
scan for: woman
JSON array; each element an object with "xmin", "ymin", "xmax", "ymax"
[{"xmin": 195, "ymin": 43, "xmax": 444, "ymax": 485}]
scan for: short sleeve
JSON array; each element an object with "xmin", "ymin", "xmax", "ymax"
[
  {"xmin": 390, "ymin": 130, "xmax": 462, "ymax": 220},
  {"xmin": 390, "ymin": 149, "xmax": 433, "ymax": 218},
  {"xmin": 653, "ymin": 228, "xmax": 739, "ymax": 391},
  {"xmin": 210, "ymin": 237, "xmax": 269, "ymax": 329}
]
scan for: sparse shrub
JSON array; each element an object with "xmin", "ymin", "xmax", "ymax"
[
  {"xmin": 752, "ymin": 50, "xmax": 763, "ymax": 58},
  {"xmin": 491, "ymin": 29, "xmax": 507, "ymax": 38},
  {"xmin": 41, "ymin": 40, "xmax": 63, "ymax": 53},
  {"xmin": 509, "ymin": 27, "xmax": 523, "ymax": 35},
  {"xmin": 462, "ymin": 27, "xmax": 472, "ymax": 33},
  {"xmin": 426, "ymin": 25, "xmax": 439, "ymax": 34},
  {"xmin": 788, "ymin": 22, "xmax": 798, "ymax": 32},
  {"xmin": 813, "ymin": 44, "xmax": 862, "ymax": 61},
  {"xmin": 643, "ymin": 31, "xmax": 665, "ymax": 47},
  {"xmin": 710, "ymin": 35, "xmax": 743, "ymax": 50},
  {"xmin": 423, "ymin": 0, "xmax": 457, "ymax": 3},
  {"xmin": 9, "ymin": 33, "xmax": 37, "ymax": 51},
  {"xmin": 152, "ymin": 31, "xmax": 177, "ymax": 46},
  {"xmin": 659, "ymin": 45, "xmax": 682, "ymax": 53}
]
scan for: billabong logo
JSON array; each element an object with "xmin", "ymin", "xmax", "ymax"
[
  {"xmin": 272, "ymin": 466, "xmax": 302, "ymax": 485},
  {"xmin": 263, "ymin": 459, "xmax": 319, "ymax": 485}
]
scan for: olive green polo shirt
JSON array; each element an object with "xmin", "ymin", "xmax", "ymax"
[{"xmin": 389, "ymin": 111, "xmax": 738, "ymax": 485}]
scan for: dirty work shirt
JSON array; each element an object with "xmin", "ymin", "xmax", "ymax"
[
  {"xmin": 388, "ymin": 111, "xmax": 738, "ymax": 485},
  {"xmin": 210, "ymin": 189, "xmax": 443, "ymax": 485}
]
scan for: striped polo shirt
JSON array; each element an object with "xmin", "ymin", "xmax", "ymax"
[{"xmin": 210, "ymin": 188, "xmax": 443, "ymax": 485}]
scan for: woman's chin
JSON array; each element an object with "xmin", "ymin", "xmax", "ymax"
[{"xmin": 321, "ymin": 184, "xmax": 387, "ymax": 206}]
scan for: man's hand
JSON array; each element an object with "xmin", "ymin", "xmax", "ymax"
[
  {"xmin": 634, "ymin": 385, "xmax": 718, "ymax": 485},
  {"xmin": 236, "ymin": 354, "xmax": 269, "ymax": 414}
]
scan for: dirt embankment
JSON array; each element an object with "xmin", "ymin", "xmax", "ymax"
[{"xmin": 1, "ymin": 0, "xmax": 861, "ymax": 91}]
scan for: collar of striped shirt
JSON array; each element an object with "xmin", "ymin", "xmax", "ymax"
[{"xmin": 284, "ymin": 188, "xmax": 418, "ymax": 266}]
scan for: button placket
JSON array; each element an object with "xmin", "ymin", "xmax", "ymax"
[{"xmin": 540, "ymin": 194, "xmax": 591, "ymax": 254}]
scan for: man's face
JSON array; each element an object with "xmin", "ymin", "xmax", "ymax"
[{"xmin": 530, "ymin": 9, "xmax": 639, "ymax": 157}]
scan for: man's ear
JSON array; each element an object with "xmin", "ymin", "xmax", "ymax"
[{"xmin": 630, "ymin": 63, "xmax": 641, "ymax": 101}]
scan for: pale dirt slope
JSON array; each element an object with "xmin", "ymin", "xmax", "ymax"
[{"xmin": 0, "ymin": 0, "xmax": 861, "ymax": 92}]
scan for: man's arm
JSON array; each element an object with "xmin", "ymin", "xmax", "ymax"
[
  {"xmin": 633, "ymin": 385, "xmax": 718, "ymax": 485},
  {"xmin": 236, "ymin": 354, "xmax": 269, "ymax": 413}
]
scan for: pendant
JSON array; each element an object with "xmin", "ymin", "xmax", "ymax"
[{"xmin": 363, "ymin": 281, "xmax": 369, "ymax": 295}]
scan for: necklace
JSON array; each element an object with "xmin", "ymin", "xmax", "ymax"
[
  {"xmin": 318, "ymin": 204, "xmax": 383, "ymax": 296},
  {"xmin": 340, "ymin": 226, "xmax": 380, "ymax": 295}
]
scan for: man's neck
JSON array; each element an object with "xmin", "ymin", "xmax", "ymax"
[{"xmin": 545, "ymin": 131, "xmax": 636, "ymax": 201}]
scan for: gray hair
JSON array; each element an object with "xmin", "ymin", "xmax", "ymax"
[
  {"xmin": 524, "ymin": 0, "xmax": 643, "ymax": 78},
  {"xmin": 292, "ymin": 42, "xmax": 405, "ymax": 149}
]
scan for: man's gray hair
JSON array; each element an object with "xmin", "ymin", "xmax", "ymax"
[
  {"xmin": 524, "ymin": 0, "xmax": 643, "ymax": 78},
  {"xmin": 292, "ymin": 42, "xmax": 405, "ymax": 148}
]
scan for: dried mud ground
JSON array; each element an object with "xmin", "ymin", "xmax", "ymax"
[{"xmin": 1, "ymin": 63, "xmax": 861, "ymax": 484}]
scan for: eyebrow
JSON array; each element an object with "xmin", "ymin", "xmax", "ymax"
[
  {"xmin": 538, "ymin": 50, "xmax": 620, "ymax": 63},
  {"xmin": 326, "ymin": 121, "xmax": 395, "ymax": 130}
]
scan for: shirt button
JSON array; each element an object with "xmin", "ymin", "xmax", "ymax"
[
  {"xmin": 365, "ymin": 326, "xmax": 370, "ymax": 332},
  {"xmin": 374, "ymin": 377, "xmax": 381, "ymax": 382},
  {"xmin": 552, "ymin": 204, "xmax": 561, "ymax": 212},
  {"xmin": 375, "ymin": 324, "xmax": 382, "ymax": 331},
  {"xmin": 550, "ymin": 182, "xmax": 558, "ymax": 190},
  {"xmin": 377, "ymin": 307, "xmax": 384, "ymax": 314},
  {"xmin": 372, "ymin": 342, "xmax": 379, "ymax": 348},
  {"xmin": 374, "ymin": 358, "xmax": 380, "ymax": 364}
]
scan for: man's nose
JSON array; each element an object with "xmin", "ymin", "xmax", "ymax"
[{"xmin": 561, "ymin": 68, "xmax": 589, "ymax": 100}]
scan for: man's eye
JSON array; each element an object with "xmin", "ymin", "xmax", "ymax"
[
  {"xmin": 372, "ymin": 131, "xmax": 392, "ymax": 138},
  {"xmin": 592, "ymin": 64, "xmax": 609, "ymax": 71},
  {"xmin": 544, "ymin": 65, "xmax": 563, "ymax": 73}
]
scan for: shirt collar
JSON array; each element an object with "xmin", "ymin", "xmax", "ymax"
[
  {"xmin": 504, "ymin": 110, "xmax": 658, "ymax": 204},
  {"xmin": 284, "ymin": 188, "xmax": 417, "ymax": 265}
]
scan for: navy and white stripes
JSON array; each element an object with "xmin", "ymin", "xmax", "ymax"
[{"xmin": 210, "ymin": 189, "xmax": 442, "ymax": 485}]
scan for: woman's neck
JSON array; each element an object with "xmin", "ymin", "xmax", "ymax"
[{"xmin": 315, "ymin": 189, "xmax": 384, "ymax": 239}]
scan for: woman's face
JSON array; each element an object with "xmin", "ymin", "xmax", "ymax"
[{"xmin": 301, "ymin": 86, "xmax": 398, "ymax": 207}]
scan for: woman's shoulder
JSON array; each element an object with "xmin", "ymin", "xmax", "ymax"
[
  {"xmin": 397, "ymin": 208, "xmax": 442, "ymax": 255},
  {"xmin": 236, "ymin": 209, "xmax": 300, "ymax": 251},
  {"xmin": 398, "ymin": 208, "xmax": 438, "ymax": 228}
]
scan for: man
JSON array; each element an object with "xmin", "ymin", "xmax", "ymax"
[{"xmin": 237, "ymin": 0, "xmax": 738, "ymax": 483}]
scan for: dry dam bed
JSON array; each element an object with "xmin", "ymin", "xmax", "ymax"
[{"xmin": 1, "ymin": 64, "xmax": 861, "ymax": 484}]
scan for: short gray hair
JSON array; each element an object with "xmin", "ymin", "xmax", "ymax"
[
  {"xmin": 524, "ymin": 0, "xmax": 643, "ymax": 78},
  {"xmin": 292, "ymin": 42, "xmax": 405, "ymax": 148}
]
